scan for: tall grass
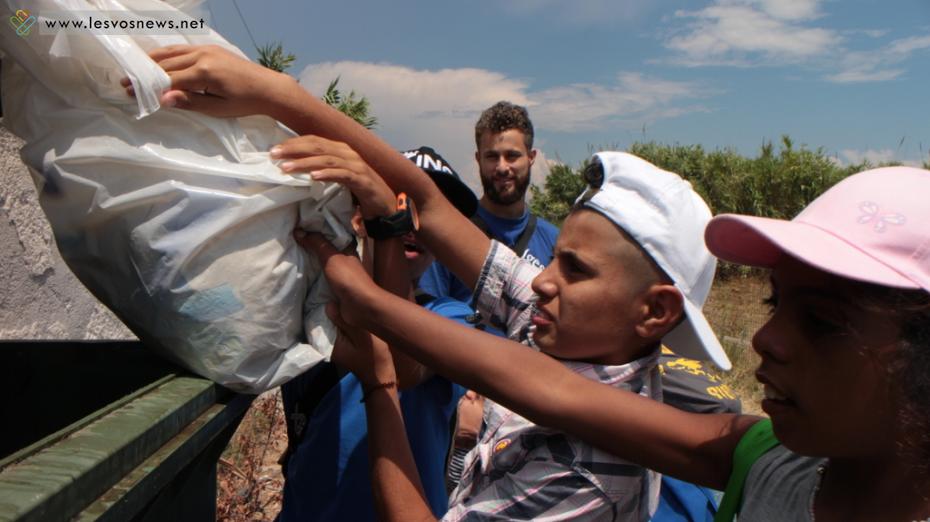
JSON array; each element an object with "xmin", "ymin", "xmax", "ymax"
[
  {"xmin": 703, "ymin": 275, "xmax": 771, "ymax": 415},
  {"xmin": 531, "ymin": 138, "xmax": 893, "ymax": 275}
]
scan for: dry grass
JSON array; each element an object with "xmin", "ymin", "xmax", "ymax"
[
  {"xmin": 216, "ymin": 390, "xmax": 288, "ymax": 521},
  {"xmin": 704, "ymin": 274, "xmax": 770, "ymax": 415}
]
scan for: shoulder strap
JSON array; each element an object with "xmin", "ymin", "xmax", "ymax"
[
  {"xmin": 469, "ymin": 213, "xmax": 500, "ymax": 242},
  {"xmin": 414, "ymin": 288, "xmax": 437, "ymax": 306},
  {"xmin": 714, "ymin": 419, "xmax": 780, "ymax": 522},
  {"xmin": 512, "ymin": 214, "xmax": 537, "ymax": 258},
  {"xmin": 470, "ymin": 212, "xmax": 538, "ymax": 258}
]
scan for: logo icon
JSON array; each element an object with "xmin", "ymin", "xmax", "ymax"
[
  {"xmin": 493, "ymin": 438, "xmax": 512, "ymax": 454},
  {"xmin": 858, "ymin": 201, "xmax": 906, "ymax": 233},
  {"xmin": 9, "ymin": 9, "xmax": 35, "ymax": 37}
]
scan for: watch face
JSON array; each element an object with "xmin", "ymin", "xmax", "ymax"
[
  {"xmin": 398, "ymin": 193, "xmax": 419, "ymax": 231},
  {"xmin": 364, "ymin": 193, "xmax": 419, "ymax": 239}
]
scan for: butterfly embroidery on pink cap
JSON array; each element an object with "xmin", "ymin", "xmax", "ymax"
[{"xmin": 858, "ymin": 201, "xmax": 906, "ymax": 233}]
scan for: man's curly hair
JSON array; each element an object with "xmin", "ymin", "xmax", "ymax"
[{"xmin": 474, "ymin": 101, "xmax": 534, "ymax": 150}]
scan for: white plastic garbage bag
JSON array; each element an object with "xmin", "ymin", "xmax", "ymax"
[{"xmin": 0, "ymin": 0, "xmax": 354, "ymax": 392}]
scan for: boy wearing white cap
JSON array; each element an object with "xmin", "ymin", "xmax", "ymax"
[{"xmin": 295, "ymin": 150, "xmax": 729, "ymax": 521}]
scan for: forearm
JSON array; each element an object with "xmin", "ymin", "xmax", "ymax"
[
  {"xmin": 358, "ymin": 287, "xmax": 758, "ymax": 490},
  {"xmin": 372, "ymin": 238, "xmax": 430, "ymax": 389},
  {"xmin": 363, "ymin": 370, "xmax": 436, "ymax": 522},
  {"xmin": 266, "ymin": 82, "xmax": 488, "ymax": 288}
]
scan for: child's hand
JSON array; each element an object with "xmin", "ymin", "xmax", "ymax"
[
  {"xmin": 274, "ymin": 136, "xmax": 395, "ymax": 220},
  {"xmin": 296, "ymin": 230, "xmax": 379, "ymax": 328},
  {"xmin": 329, "ymin": 303, "xmax": 396, "ymax": 387},
  {"xmin": 122, "ymin": 44, "xmax": 294, "ymax": 118}
]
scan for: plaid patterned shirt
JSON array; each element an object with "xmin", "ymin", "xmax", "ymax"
[{"xmin": 443, "ymin": 241, "xmax": 661, "ymax": 521}]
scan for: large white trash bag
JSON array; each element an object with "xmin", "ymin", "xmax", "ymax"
[{"xmin": 0, "ymin": 0, "xmax": 354, "ymax": 392}]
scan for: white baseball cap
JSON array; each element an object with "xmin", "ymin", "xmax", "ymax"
[{"xmin": 579, "ymin": 152, "xmax": 731, "ymax": 370}]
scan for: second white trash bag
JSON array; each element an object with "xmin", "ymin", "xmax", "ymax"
[{"xmin": 0, "ymin": 0, "xmax": 355, "ymax": 392}]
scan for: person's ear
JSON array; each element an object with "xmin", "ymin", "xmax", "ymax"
[
  {"xmin": 635, "ymin": 284, "xmax": 684, "ymax": 341},
  {"xmin": 351, "ymin": 208, "xmax": 367, "ymax": 238},
  {"xmin": 474, "ymin": 149, "xmax": 480, "ymax": 165},
  {"xmin": 528, "ymin": 148, "xmax": 537, "ymax": 167}
]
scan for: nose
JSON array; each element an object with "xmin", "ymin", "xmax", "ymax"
[
  {"xmin": 752, "ymin": 314, "xmax": 790, "ymax": 364},
  {"xmin": 494, "ymin": 157, "xmax": 511, "ymax": 175},
  {"xmin": 531, "ymin": 264, "xmax": 558, "ymax": 301}
]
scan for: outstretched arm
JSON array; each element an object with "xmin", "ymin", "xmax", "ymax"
[
  {"xmin": 138, "ymin": 45, "xmax": 490, "ymax": 289},
  {"xmin": 328, "ymin": 313, "xmax": 436, "ymax": 522},
  {"xmin": 300, "ymin": 233, "xmax": 761, "ymax": 491}
]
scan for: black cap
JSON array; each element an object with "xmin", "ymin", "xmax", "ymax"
[{"xmin": 401, "ymin": 146, "xmax": 478, "ymax": 217}]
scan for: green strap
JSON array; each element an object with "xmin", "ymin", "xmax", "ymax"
[{"xmin": 714, "ymin": 419, "xmax": 780, "ymax": 522}]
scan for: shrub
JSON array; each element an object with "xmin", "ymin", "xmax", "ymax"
[{"xmin": 531, "ymin": 136, "xmax": 872, "ymax": 278}]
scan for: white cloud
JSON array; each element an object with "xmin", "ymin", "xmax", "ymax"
[
  {"xmin": 664, "ymin": 1, "xmax": 839, "ymax": 66},
  {"xmin": 750, "ymin": 0, "xmax": 822, "ymax": 21},
  {"xmin": 298, "ymin": 62, "xmax": 529, "ymax": 189},
  {"xmin": 836, "ymin": 148, "xmax": 923, "ymax": 167},
  {"xmin": 661, "ymin": 0, "xmax": 930, "ymax": 84},
  {"xmin": 530, "ymin": 73, "xmax": 714, "ymax": 132},
  {"xmin": 826, "ymin": 34, "xmax": 930, "ymax": 83},
  {"xmin": 297, "ymin": 62, "xmax": 709, "ymax": 188},
  {"xmin": 887, "ymin": 34, "xmax": 930, "ymax": 55},
  {"xmin": 859, "ymin": 29, "xmax": 889, "ymax": 39},
  {"xmin": 824, "ymin": 68, "xmax": 904, "ymax": 84}
]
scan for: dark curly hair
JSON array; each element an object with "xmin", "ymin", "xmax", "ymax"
[
  {"xmin": 474, "ymin": 101, "xmax": 534, "ymax": 150},
  {"xmin": 855, "ymin": 283, "xmax": 930, "ymax": 469}
]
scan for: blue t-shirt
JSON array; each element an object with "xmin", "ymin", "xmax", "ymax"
[
  {"xmin": 278, "ymin": 297, "xmax": 472, "ymax": 521},
  {"xmin": 419, "ymin": 206, "xmax": 560, "ymax": 303}
]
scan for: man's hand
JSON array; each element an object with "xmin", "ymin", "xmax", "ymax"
[
  {"xmin": 274, "ymin": 136, "xmax": 395, "ymax": 220},
  {"xmin": 122, "ymin": 44, "xmax": 296, "ymax": 118}
]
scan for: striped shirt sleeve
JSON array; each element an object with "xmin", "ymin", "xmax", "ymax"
[{"xmin": 471, "ymin": 241, "xmax": 541, "ymax": 342}]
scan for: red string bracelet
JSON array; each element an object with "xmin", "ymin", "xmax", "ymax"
[{"xmin": 361, "ymin": 381, "xmax": 396, "ymax": 403}]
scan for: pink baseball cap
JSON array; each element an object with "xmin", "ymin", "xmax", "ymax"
[{"xmin": 705, "ymin": 166, "xmax": 930, "ymax": 292}]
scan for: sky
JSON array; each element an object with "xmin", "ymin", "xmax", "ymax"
[{"xmin": 193, "ymin": 0, "xmax": 930, "ymax": 190}]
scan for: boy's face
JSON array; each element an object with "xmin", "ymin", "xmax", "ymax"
[
  {"xmin": 529, "ymin": 210, "xmax": 659, "ymax": 364},
  {"xmin": 403, "ymin": 232, "xmax": 435, "ymax": 281},
  {"xmin": 351, "ymin": 210, "xmax": 434, "ymax": 282}
]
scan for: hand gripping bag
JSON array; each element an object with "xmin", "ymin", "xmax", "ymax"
[{"xmin": 0, "ymin": 0, "xmax": 354, "ymax": 392}]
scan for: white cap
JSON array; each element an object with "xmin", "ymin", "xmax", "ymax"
[{"xmin": 579, "ymin": 152, "xmax": 731, "ymax": 370}]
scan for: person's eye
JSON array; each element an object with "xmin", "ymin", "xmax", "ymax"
[
  {"xmin": 761, "ymin": 293, "xmax": 778, "ymax": 315},
  {"xmin": 799, "ymin": 309, "xmax": 847, "ymax": 339},
  {"xmin": 563, "ymin": 258, "xmax": 589, "ymax": 278}
]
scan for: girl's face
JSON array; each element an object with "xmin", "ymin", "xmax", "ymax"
[
  {"xmin": 753, "ymin": 256, "xmax": 902, "ymax": 458},
  {"xmin": 529, "ymin": 210, "xmax": 659, "ymax": 365}
]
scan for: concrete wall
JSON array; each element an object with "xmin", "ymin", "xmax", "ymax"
[{"xmin": 0, "ymin": 123, "xmax": 134, "ymax": 340}]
